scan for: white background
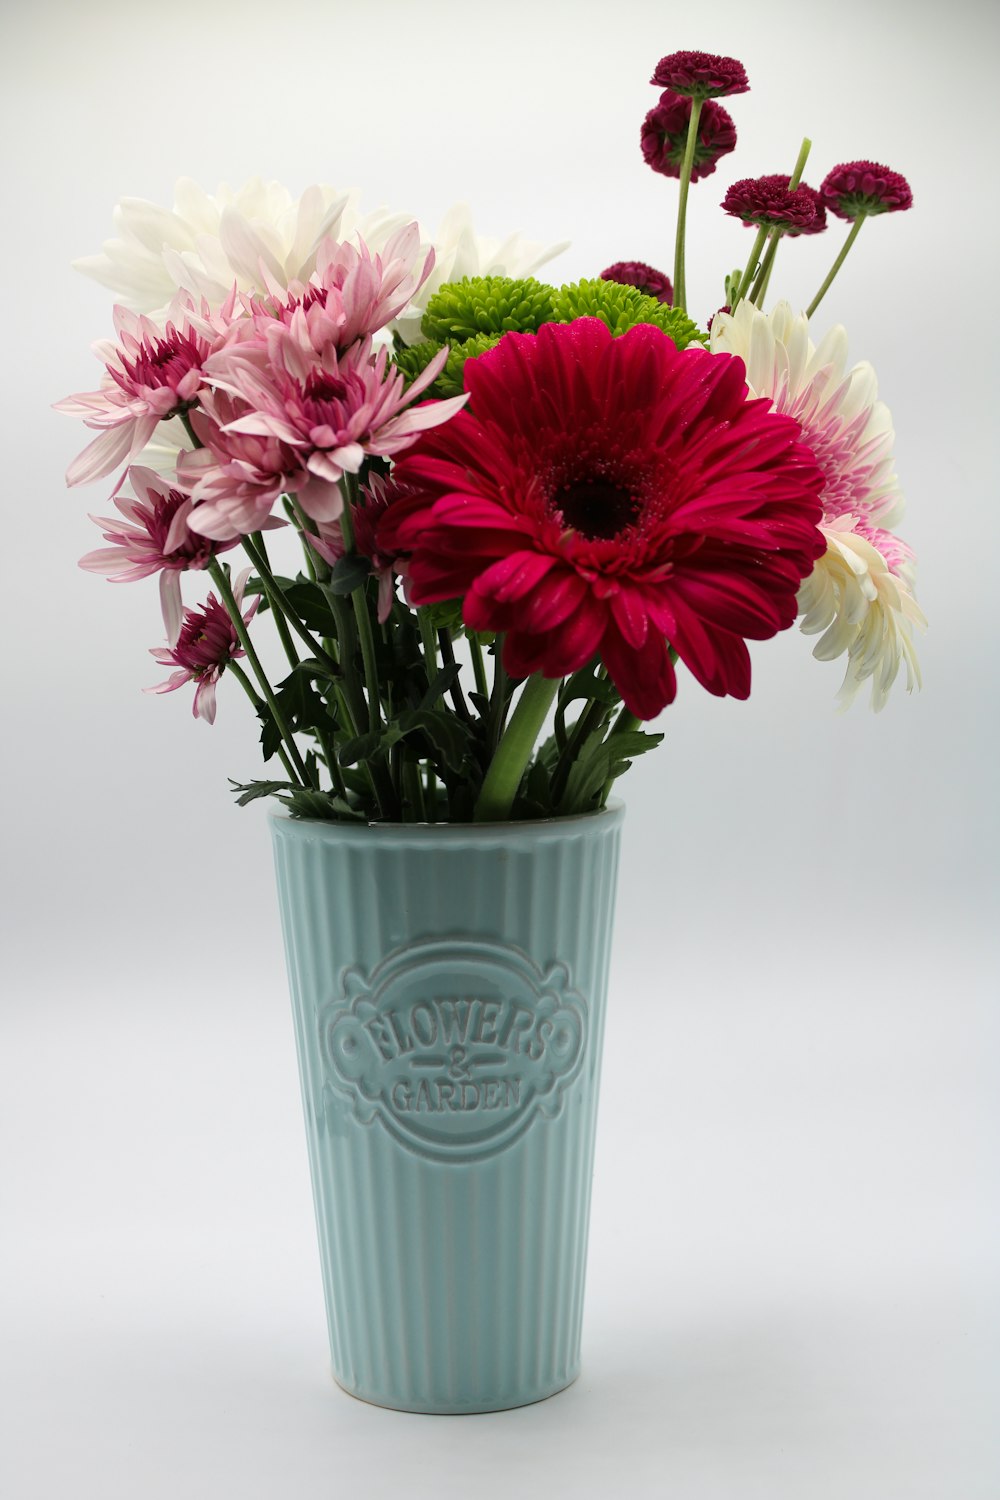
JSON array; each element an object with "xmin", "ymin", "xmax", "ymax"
[{"xmin": 2, "ymin": 1, "xmax": 997, "ymax": 1495}]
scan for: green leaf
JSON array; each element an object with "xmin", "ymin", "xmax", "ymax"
[
  {"xmin": 556, "ymin": 728, "xmax": 663, "ymax": 815},
  {"xmin": 327, "ymin": 554, "xmax": 372, "ymax": 596},
  {"xmin": 258, "ymin": 661, "xmax": 340, "ymax": 763},
  {"xmin": 229, "ymin": 778, "xmax": 300, "ymax": 807},
  {"xmin": 338, "ymin": 725, "xmax": 404, "ymax": 767},
  {"xmin": 276, "ymin": 787, "xmax": 366, "ymax": 821},
  {"xmin": 420, "ymin": 663, "xmax": 462, "ymax": 709},
  {"xmin": 395, "ymin": 707, "xmax": 475, "ymax": 772},
  {"xmin": 276, "ymin": 578, "xmax": 339, "ymax": 635}
]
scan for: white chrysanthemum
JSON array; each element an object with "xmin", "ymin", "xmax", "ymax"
[
  {"xmin": 710, "ymin": 300, "xmax": 924, "ymax": 709},
  {"xmin": 74, "ymin": 179, "xmax": 568, "ymax": 341},
  {"xmin": 389, "ymin": 203, "xmax": 569, "ymax": 345}
]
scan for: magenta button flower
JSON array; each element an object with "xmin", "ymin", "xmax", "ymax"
[
  {"xmin": 600, "ymin": 261, "xmax": 673, "ymax": 304},
  {"xmin": 146, "ymin": 568, "xmax": 258, "ymax": 723},
  {"xmin": 79, "ymin": 466, "xmax": 236, "ymax": 644},
  {"xmin": 821, "ymin": 160, "xmax": 913, "ymax": 219},
  {"xmin": 722, "ymin": 177, "xmax": 818, "ymax": 231},
  {"xmin": 738, "ymin": 175, "xmax": 828, "ymax": 235},
  {"xmin": 641, "ymin": 93, "xmax": 737, "ymax": 182},
  {"xmin": 650, "ymin": 50, "xmax": 749, "ymax": 99}
]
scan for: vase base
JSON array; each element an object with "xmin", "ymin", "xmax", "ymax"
[{"xmin": 331, "ymin": 1366, "xmax": 580, "ymax": 1416}]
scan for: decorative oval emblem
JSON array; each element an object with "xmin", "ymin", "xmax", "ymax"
[{"xmin": 317, "ymin": 938, "xmax": 588, "ymax": 1162}]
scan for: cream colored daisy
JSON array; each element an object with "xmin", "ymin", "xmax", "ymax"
[{"xmin": 710, "ymin": 300, "xmax": 924, "ymax": 709}]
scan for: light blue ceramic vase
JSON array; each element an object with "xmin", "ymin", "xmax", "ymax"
[{"xmin": 270, "ymin": 805, "xmax": 624, "ymax": 1413}]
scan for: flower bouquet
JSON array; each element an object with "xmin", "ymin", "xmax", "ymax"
[{"xmin": 61, "ymin": 50, "xmax": 922, "ymax": 1412}]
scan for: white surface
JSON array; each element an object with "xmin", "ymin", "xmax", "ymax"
[{"xmin": 2, "ymin": 0, "xmax": 997, "ymax": 1495}]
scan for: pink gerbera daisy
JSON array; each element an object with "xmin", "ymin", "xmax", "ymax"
[
  {"xmin": 79, "ymin": 465, "xmax": 236, "ymax": 644},
  {"xmin": 378, "ymin": 318, "xmax": 826, "ymax": 720},
  {"xmin": 146, "ymin": 567, "xmax": 258, "ymax": 723}
]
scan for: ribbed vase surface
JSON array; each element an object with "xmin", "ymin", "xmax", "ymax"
[{"xmin": 270, "ymin": 806, "xmax": 624, "ymax": 1413}]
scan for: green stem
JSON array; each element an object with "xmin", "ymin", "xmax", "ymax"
[
  {"xmin": 243, "ymin": 535, "xmax": 299, "ymax": 672},
  {"xmin": 228, "ymin": 661, "xmax": 298, "ymax": 785},
  {"xmin": 416, "ymin": 612, "xmax": 439, "ymax": 813},
  {"xmin": 750, "ymin": 233, "xmax": 781, "ymax": 305},
  {"xmin": 284, "ymin": 496, "xmax": 322, "ymax": 583},
  {"xmin": 403, "ymin": 759, "xmax": 427, "ymax": 822},
  {"xmin": 750, "ymin": 137, "xmax": 812, "ymax": 308},
  {"xmin": 469, "ymin": 633, "xmax": 489, "ymax": 703},
  {"xmin": 209, "ymin": 561, "xmax": 311, "ymax": 786},
  {"xmin": 474, "ymin": 673, "xmax": 560, "ymax": 823},
  {"xmin": 339, "ymin": 481, "xmax": 382, "ymax": 736},
  {"xmin": 754, "ymin": 239, "xmax": 780, "ymax": 305},
  {"xmin": 488, "ymin": 643, "xmax": 509, "ymax": 757},
  {"xmin": 806, "ymin": 214, "xmax": 866, "ymax": 319},
  {"xmin": 672, "ymin": 95, "xmax": 704, "ymax": 313},
  {"xmin": 551, "ymin": 695, "xmax": 612, "ymax": 807},
  {"xmin": 241, "ymin": 533, "xmax": 339, "ymax": 675},
  {"xmin": 731, "ymin": 224, "xmax": 769, "ymax": 312},
  {"xmin": 418, "ymin": 611, "xmax": 439, "ymax": 696},
  {"xmin": 337, "ymin": 478, "xmax": 398, "ymax": 820},
  {"xmin": 598, "ymin": 707, "xmax": 642, "ymax": 806},
  {"xmin": 438, "ymin": 630, "xmax": 473, "ymax": 726}
]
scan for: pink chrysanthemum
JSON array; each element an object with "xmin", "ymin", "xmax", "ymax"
[
  {"xmin": 821, "ymin": 161, "xmax": 913, "ymax": 220},
  {"xmin": 56, "ymin": 293, "xmax": 236, "ymax": 487},
  {"xmin": 710, "ymin": 301, "xmax": 924, "ymax": 708},
  {"xmin": 650, "ymin": 50, "xmax": 749, "ymax": 99},
  {"xmin": 378, "ymin": 318, "xmax": 826, "ymax": 721},
  {"xmin": 722, "ymin": 177, "xmax": 817, "ymax": 231},
  {"xmin": 242, "ymin": 223, "xmax": 435, "ymax": 354},
  {"xmin": 146, "ymin": 568, "xmax": 258, "ymax": 723},
  {"xmin": 180, "ymin": 335, "xmax": 464, "ymax": 541},
  {"xmin": 641, "ymin": 93, "xmax": 737, "ymax": 182},
  {"xmin": 79, "ymin": 465, "xmax": 237, "ymax": 644},
  {"xmin": 737, "ymin": 175, "xmax": 827, "ymax": 236},
  {"xmin": 308, "ymin": 474, "xmax": 402, "ymax": 624},
  {"xmin": 600, "ymin": 261, "xmax": 673, "ymax": 304}
]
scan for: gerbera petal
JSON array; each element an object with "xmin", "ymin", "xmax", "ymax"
[{"xmin": 600, "ymin": 624, "xmax": 677, "ymax": 720}]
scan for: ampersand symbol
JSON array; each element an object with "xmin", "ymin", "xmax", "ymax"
[{"xmin": 448, "ymin": 1046, "xmax": 471, "ymax": 1081}]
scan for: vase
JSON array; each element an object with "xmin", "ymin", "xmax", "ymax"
[{"xmin": 270, "ymin": 803, "xmax": 624, "ymax": 1414}]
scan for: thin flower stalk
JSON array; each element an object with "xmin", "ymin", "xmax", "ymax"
[
  {"xmin": 208, "ymin": 558, "xmax": 313, "ymax": 787},
  {"xmin": 672, "ymin": 96, "xmax": 704, "ymax": 312},
  {"xmin": 806, "ymin": 214, "xmax": 866, "ymax": 317},
  {"xmin": 751, "ymin": 137, "xmax": 812, "ymax": 306}
]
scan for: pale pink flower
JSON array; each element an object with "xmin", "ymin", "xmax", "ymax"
[
  {"xmin": 248, "ymin": 223, "xmax": 436, "ymax": 353},
  {"xmin": 146, "ymin": 568, "xmax": 258, "ymax": 723},
  {"xmin": 710, "ymin": 300, "xmax": 924, "ymax": 708},
  {"xmin": 56, "ymin": 292, "xmax": 238, "ymax": 487},
  {"xmin": 79, "ymin": 466, "xmax": 237, "ymax": 644},
  {"xmin": 182, "ymin": 336, "xmax": 464, "ymax": 541}
]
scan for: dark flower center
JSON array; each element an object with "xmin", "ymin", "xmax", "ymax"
[
  {"xmin": 304, "ymin": 370, "xmax": 348, "ymax": 402},
  {"xmin": 557, "ymin": 480, "xmax": 640, "ymax": 540}
]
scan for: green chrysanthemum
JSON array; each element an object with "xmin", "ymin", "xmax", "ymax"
[
  {"xmin": 552, "ymin": 279, "xmax": 706, "ymax": 347},
  {"xmin": 421, "ymin": 275, "xmax": 557, "ymax": 343},
  {"xmin": 393, "ymin": 339, "xmax": 445, "ymax": 388},
  {"xmin": 439, "ymin": 332, "xmax": 502, "ymax": 396},
  {"xmin": 394, "ymin": 331, "xmax": 503, "ymax": 399}
]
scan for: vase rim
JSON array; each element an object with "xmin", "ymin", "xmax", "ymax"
[{"xmin": 269, "ymin": 798, "xmax": 624, "ymax": 845}]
